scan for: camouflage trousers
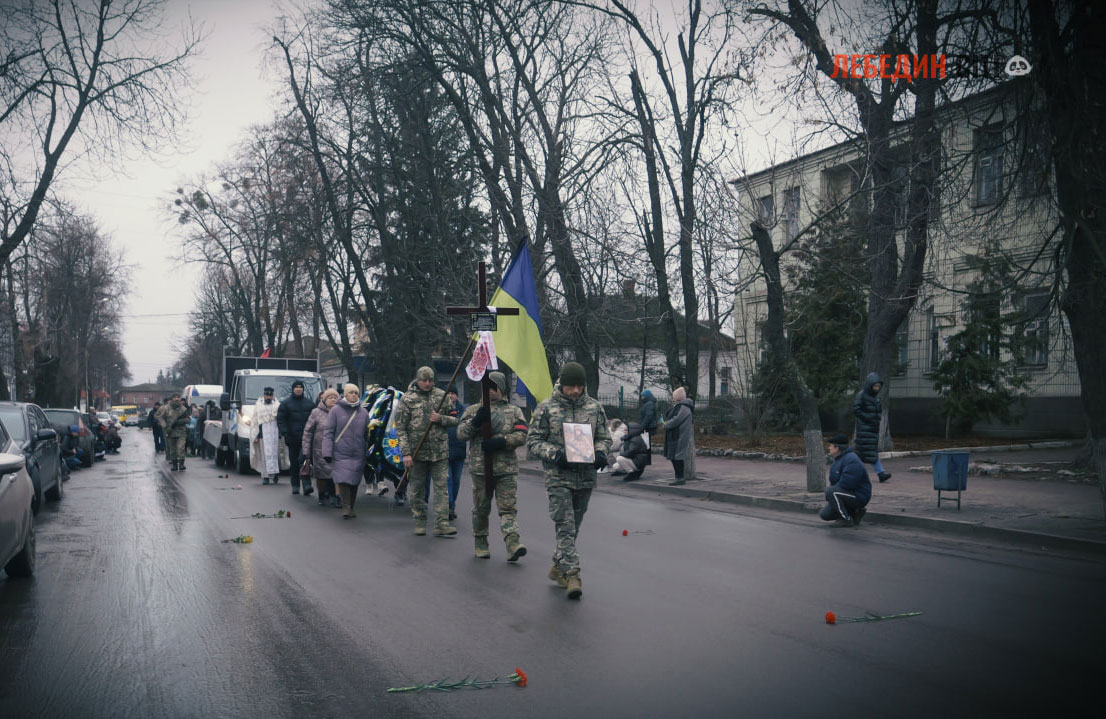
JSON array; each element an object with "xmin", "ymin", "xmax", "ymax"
[
  {"xmin": 165, "ymin": 432, "xmax": 187, "ymax": 463},
  {"xmin": 547, "ymin": 486, "xmax": 592, "ymax": 574},
  {"xmin": 471, "ymin": 473, "xmax": 520, "ymax": 544},
  {"xmin": 409, "ymin": 459, "xmax": 450, "ymax": 528}
]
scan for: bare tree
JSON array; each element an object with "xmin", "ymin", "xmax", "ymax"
[{"xmin": 0, "ymin": 0, "xmax": 200, "ymax": 263}]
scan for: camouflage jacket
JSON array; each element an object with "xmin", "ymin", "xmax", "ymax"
[
  {"xmin": 527, "ymin": 384, "xmax": 611, "ymax": 490},
  {"xmin": 157, "ymin": 402, "xmax": 191, "ymax": 435},
  {"xmin": 457, "ymin": 399, "xmax": 528, "ymax": 476},
  {"xmin": 394, "ymin": 380, "xmax": 458, "ymax": 462}
]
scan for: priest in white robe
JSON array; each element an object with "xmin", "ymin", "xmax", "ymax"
[{"xmin": 250, "ymin": 386, "xmax": 288, "ymax": 483}]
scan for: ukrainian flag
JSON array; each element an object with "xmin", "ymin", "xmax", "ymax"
[{"xmin": 485, "ymin": 241, "xmax": 553, "ymax": 403}]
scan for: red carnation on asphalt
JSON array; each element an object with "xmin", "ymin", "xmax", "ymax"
[
  {"xmin": 622, "ymin": 529, "xmax": 628, "ymax": 536},
  {"xmin": 825, "ymin": 611, "xmax": 836, "ymax": 624}
]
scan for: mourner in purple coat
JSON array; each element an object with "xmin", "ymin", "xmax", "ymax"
[{"xmin": 322, "ymin": 384, "xmax": 371, "ymax": 519}]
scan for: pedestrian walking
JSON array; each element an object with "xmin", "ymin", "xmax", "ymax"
[
  {"xmin": 156, "ymin": 394, "xmax": 190, "ymax": 471},
  {"xmin": 662, "ymin": 387, "xmax": 695, "ymax": 485},
  {"xmin": 818, "ymin": 433, "xmax": 871, "ymax": 526},
  {"xmin": 612, "ymin": 421, "xmax": 651, "ymax": 481},
  {"xmin": 303, "ymin": 388, "xmax": 340, "ymax": 507},
  {"xmin": 148, "ymin": 402, "xmax": 164, "ymax": 453},
  {"xmin": 527, "ymin": 361, "xmax": 611, "ymax": 600},
  {"xmin": 250, "ymin": 387, "xmax": 286, "ymax": 484},
  {"xmin": 278, "ymin": 380, "xmax": 317, "ymax": 497},
  {"xmin": 853, "ymin": 372, "xmax": 891, "ymax": 482},
  {"xmin": 456, "ymin": 371, "xmax": 528, "ymax": 561},
  {"xmin": 395, "ymin": 366, "xmax": 459, "ymax": 537},
  {"xmin": 638, "ymin": 389, "xmax": 658, "ymax": 447},
  {"xmin": 322, "ymin": 384, "xmax": 371, "ymax": 519},
  {"xmin": 445, "ymin": 385, "xmax": 466, "ymax": 521}
]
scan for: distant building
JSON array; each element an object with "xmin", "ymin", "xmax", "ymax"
[
  {"xmin": 114, "ymin": 384, "xmax": 178, "ymax": 411},
  {"xmin": 730, "ymin": 87, "xmax": 1081, "ymax": 437}
]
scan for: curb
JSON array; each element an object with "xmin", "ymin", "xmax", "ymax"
[
  {"xmin": 622, "ymin": 479, "xmax": 1106, "ymax": 554},
  {"xmin": 690, "ymin": 440, "xmax": 1079, "ymax": 462}
]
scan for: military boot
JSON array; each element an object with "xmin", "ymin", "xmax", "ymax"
[
  {"xmin": 414, "ymin": 522, "xmax": 427, "ymax": 536},
  {"xmin": 474, "ymin": 537, "xmax": 490, "ymax": 559},
  {"xmin": 565, "ymin": 571, "xmax": 583, "ymax": 599},
  {"xmin": 178, "ymin": 460, "xmax": 185, "ymax": 471},
  {"xmin": 548, "ymin": 563, "xmax": 567, "ymax": 587},
  {"xmin": 434, "ymin": 523, "xmax": 458, "ymax": 537},
  {"xmin": 505, "ymin": 535, "xmax": 527, "ymax": 562}
]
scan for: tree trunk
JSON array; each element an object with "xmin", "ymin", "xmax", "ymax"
[
  {"xmin": 630, "ymin": 71, "xmax": 684, "ymax": 387},
  {"xmin": 752, "ymin": 222, "xmax": 825, "ymax": 492}
]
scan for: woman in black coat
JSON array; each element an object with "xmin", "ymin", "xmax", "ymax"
[
  {"xmin": 613, "ymin": 422, "xmax": 651, "ymax": 481},
  {"xmin": 852, "ymin": 372, "xmax": 891, "ymax": 482}
]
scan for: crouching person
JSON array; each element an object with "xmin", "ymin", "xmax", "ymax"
[
  {"xmin": 612, "ymin": 422, "xmax": 651, "ymax": 481},
  {"xmin": 819, "ymin": 434, "xmax": 871, "ymax": 527}
]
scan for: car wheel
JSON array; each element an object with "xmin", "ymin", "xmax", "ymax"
[
  {"xmin": 82, "ymin": 441, "xmax": 93, "ymax": 468},
  {"xmin": 46, "ymin": 462, "xmax": 63, "ymax": 502},
  {"xmin": 4, "ymin": 519, "xmax": 36, "ymax": 578},
  {"xmin": 237, "ymin": 447, "xmax": 251, "ymax": 475}
]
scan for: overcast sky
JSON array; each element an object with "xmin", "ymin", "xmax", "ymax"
[
  {"xmin": 53, "ymin": 0, "xmax": 805, "ymax": 387},
  {"xmin": 62, "ymin": 0, "xmax": 290, "ymax": 384}
]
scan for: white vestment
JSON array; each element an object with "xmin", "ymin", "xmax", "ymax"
[{"xmin": 250, "ymin": 398, "xmax": 287, "ymax": 476}]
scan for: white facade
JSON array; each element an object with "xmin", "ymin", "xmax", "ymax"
[{"xmin": 730, "ymin": 88, "xmax": 1082, "ymax": 436}]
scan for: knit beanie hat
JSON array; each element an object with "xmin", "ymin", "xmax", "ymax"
[
  {"xmin": 416, "ymin": 366, "xmax": 435, "ymax": 382},
  {"xmin": 829, "ymin": 433, "xmax": 850, "ymax": 448},
  {"xmin": 487, "ymin": 371, "xmax": 508, "ymax": 395},
  {"xmin": 672, "ymin": 387, "xmax": 686, "ymax": 402},
  {"xmin": 559, "ymin": 362, "xmax": 586, "ymax": 387}
]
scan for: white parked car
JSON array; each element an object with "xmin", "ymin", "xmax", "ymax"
[{"xmin": 0, "ymin": 422, "xmax": 35, "ymax": 578}]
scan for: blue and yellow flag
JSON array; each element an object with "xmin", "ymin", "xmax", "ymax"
[{"xmin": 486, "ymin": 242, "xmax": 553, "ymax": 403}]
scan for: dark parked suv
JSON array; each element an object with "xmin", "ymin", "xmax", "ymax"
[{"xmin": 0, "ymin": 402, "xmax": 62, "ymax": 514}]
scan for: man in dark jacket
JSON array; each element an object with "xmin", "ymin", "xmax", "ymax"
[
  {"xmin": 148, "ymin": 402, "xmax": 164, "ymax": 453},
  {"xmin": 278, "ymin": 380, "xmax": 317, "ymax": 496},
  {"xmin": 819, "ymin": 434, "xmax": 872, "ymax": 526},
  {"xmin": 853, "ymin": 372, "xmax": 891, "ymax": 482},
  {"xmin": 614, "ymin": 422, "xmax": 650, "ymax": 481},
  {"xmin": 638, "ymin": 389, "xmax": 658, "ymax": 446}
]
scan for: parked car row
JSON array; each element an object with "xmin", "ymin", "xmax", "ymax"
[{"xmin": 1, "ymin": 402, "xmax": 127, "ymax": 580}]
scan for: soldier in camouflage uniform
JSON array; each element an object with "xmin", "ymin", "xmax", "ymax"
[
  {"xmin": 527, "ymin": 362, "xmax": 611, "ymax": 599},
  {"xmin": 456, "ymin": 371, "xmax": 529, "ymax": 561},
  {"xmin": 395, "ymin": 366, "xmax": 459, "ymax": 536},
  {"xmin": 156, "ymin": 393, "xmax": 192, "ymax": 471}
]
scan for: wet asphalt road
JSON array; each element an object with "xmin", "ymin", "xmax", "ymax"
[{"xmin": 1, "ymin": 431, "xmax": 1103, "ymax": 718}]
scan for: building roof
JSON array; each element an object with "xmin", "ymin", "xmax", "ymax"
[{"xmin": 547, "ymin": 294, "xmax": 737, "ymax": 351}]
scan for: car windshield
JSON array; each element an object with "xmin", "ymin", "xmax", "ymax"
[
  {"xmin": 44, "ymin": 409, "xmax": 79, "ymax": 427},
  {"xmin": 241, "ymin": 376, "xmax": 325, "ymax": 405},
  {"xmin": 0, "ymin": 406, "xmax": 26, "ymax": 441}
]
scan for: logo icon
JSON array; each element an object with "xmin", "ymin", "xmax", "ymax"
[{"xmin": 1005, "ymin": 55, "xmax": 1032, "ymax": 77}]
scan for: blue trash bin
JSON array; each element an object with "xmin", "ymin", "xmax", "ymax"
[{"xmin": 932, "ymin": 450, "xmax": 969, "ymax": 509}]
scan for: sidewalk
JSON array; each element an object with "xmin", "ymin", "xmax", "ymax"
[{"xmin": 520, "ymin": 446, "xmax": 1106, "ymax": 554}]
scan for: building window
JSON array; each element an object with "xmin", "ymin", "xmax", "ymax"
[
  {"xmin": 1017, "ymin": 290, "xmax": 1049, "ymax": 367},
  {"xmin": 783, "ymin": 187, "xmax": 800, "ymax": 240},
  {"xmin": 927, "ymin": 307, "xmax": 940, "ymax": 371},
  {"xmin": 757, "ymin": 194, "xmax": 774, "ymax": 225},
  {"xmin": 719, "ymin": 367, "xmax": 731, "ymax": 396},
  {"xmin": 975, "ymin": 125, "xmax": 1004, "ymax": 205},
  {"xmin": 973, "ymin": 296, "xmax": 1002, "ymax": 360},
  {"xmin": 893, "ymin": 324, "xmax": 909, "ymax": 376}
]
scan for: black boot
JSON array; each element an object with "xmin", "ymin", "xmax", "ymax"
[{"xmin": 178, "ymin": 460, "xmax": 185, "ymax": 471}]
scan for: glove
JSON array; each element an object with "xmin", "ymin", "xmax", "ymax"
[
  {"xmin": 482, "ymin": 436, "xmax": 507, "ymax": 453},
  {"xmin": 551, "ymin": 450, "xmax": 571, "ymax": 469},
  {"xmin": 472, "ymin": 405, "xmax": 491, "ymax": 428},
  {"xmin": 593, "ymin": 451, "xmax": 607, "ymax": 469},
  {"xmin": 324, "ymin": 456, "xmax": 333, "ymax": 464}
]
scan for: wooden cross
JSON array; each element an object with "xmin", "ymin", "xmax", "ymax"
[{"xmin": 447, "ymin": 262, "xmax": 518, "ymax": 494}]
